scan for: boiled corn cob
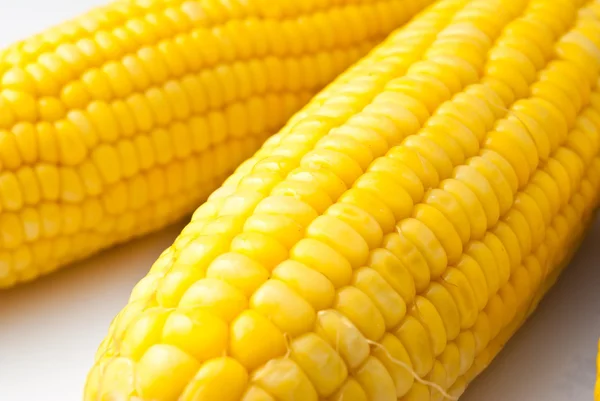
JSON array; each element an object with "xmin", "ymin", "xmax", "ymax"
[
  {"xmin": 85, "ymin": 0, "xmax": 600, "ymax": 400},
  {"xmin": 0, "ymin": 0, "xmax": 432, "ymax": 288}
]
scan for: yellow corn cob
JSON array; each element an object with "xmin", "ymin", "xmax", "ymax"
[
  {"xmin": 0, "ymin": 0, "xmax": 432, "ymax": 288},
  {"xmin": 86, "ymin": 0, "xmax": 600, "ymax": 400}
]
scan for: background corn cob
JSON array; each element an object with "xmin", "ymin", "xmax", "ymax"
[
  {"xmin": 0, "ymin": 0, "xmax": 433, "ymax": 288},
  {"xmin": 85, "ymin": 0, "xmax": 600, "ymax": 400}
]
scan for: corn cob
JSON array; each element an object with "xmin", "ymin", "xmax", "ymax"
[
  {"xmin": 0, "ymin": 0, "xmax": 432, "ymax": 288},
  {"xmin": 85, "ymin": 0, "xmax": 600, "ymax": 400}
]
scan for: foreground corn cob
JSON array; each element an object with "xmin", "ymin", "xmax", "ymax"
[
  {"xmin": 0, "ymin": 0, "xmax": 431, "ymax": 288},
  {"xmin": 86, "ymin": 0, "xmax": 600, "ymax": 399}
]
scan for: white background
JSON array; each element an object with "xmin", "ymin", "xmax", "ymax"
[{"xmin": 0, "ymin": 1, "xmax": 599, "ymax": 400}]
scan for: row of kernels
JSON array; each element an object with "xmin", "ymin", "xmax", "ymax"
[
  {"xmin": 0, "ymin": 42, "xmax": 355, "ymax": 144},
  {"xmin": 461, "ymin": 156, "xmax": 600, "ymax": 390},
  {"xmin": 0, "ymin": 181, "xmax": 210, "ymax": 285},
  {"xmin": 433, "ymin": 163, "xmax": 598, "ymax": 393},
  {"xmin": 0, "ymin": 133, "xmax": 251, "ymax": 251},
  {"xmin": 0, "ymin": 1, "xmax": 162, "ymax": 68},
  {"xmin": 455, "ymin": 66, "xmax": 600, "ymax": 401},
  {"xmin": 1, "ymin": 0, "xmax": 404, "ymax": 106},
  {"xmin": 0, "ymin": 79, "xmax": 306, "ymax": 178}
]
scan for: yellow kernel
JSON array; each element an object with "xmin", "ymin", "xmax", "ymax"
[
  {"xmin": 251, "ymin": 279, "xmax": 316, "ymax": 337},
  {"xmin": 136, "ymin": 344, "xmax": 201, "ymax": 401},
  {"xmin": 291, "ymin": 332, "xmax": 348, "ymax": 397},
  {"xmin": 317, "ymin": 133, "xmax": 374, "ymax": 170},
  {"xmin": 151, "ymin": 128, "xmax": 174, "ymax": 165},
  {"xmin": 368, "ymin": 156, "xmax": 425, "ymax": 203},
  {"xmin": 243, "ymin": 214, "xmax": 304, "ymax": 249},
  {"xmin": 241, "ymin": 386, "xmax": 276, "ymax": 401},
  {"xmin": 35, "ymin": 164, "xmax": 60, "ymax": 201},
  {"xmin": 327, "ymin": 378, "xmax": 368, "ymax": 401},
  {"xmin": 55, "ymin": 119, "xmax": 87, "ymax": 166},
  {"xmin": 126, "ymin": 93, "xmax": 155, "ymax": 132},
  {"xmin": 410, "ymin": 295, "xmax": 447, "ymax": 357},
  {"xmin": 413, "ymin": 203, "xmax": 463, "ymax": 265},
  {"xmin": 176, "ymin": 276, "xmax": 247, "ymax": 322},
  {"xmin": 230, "ymin": 310, "xmax": 286, "ymax": 370},
  {"xmin": 102, "ymin": 181, "xmax": 128, "ymax": 215},
  {"xmin": 440, "ymin": 342, "xmax": 461, "ymax": 388},
  {"xmin": 454, "ymin": 164, "xmax": 500, "ymax": 229},
  {"xmin": 38, "ymin": 203, "xmax": 61, "ymax": 239},
  {"xmin": 271, "ymin": 260, "xmax": 335, "ymax": 311},
  {"xmin": 355, "ymin": 356, "xmax": 397, "ymax": 401},
  {"xmin": 81, "ymin": 68, "xmax": 113, "ymax": 101},
  {"xmin": 251, "ymin": 358, "xmax": 318, "ymax": 401},
  {"xmin": 290, "ymin": 238, "xmax": 352, "ymax": 289},
  {"xmin": 485, "ymin": 294, "xmax": 507, "ymax": 341},
  {"xmin": 67, "ymin": 110, "xmax": 99, "ymax": 149},
  {"xmin": 206, "ymin": 252, "xmax": 269, "ymax": 297},
  {"xmin": 61, "ymin": 204, "xmax": 83, "ymax": 235},
  {"xmin": 0, "ymin": 130, "xmax": 22, "ymax": 169},
  {"xmin": 121, "ymin": 308, "xmax": 170, "ymax": 360},
  {"xmin": 12, "ymin": 244, "xmax": 33, "ymax": 277},
  {"xmin": 326, "ymin": 203, "xmax": 383, "ymax": 249},
  {"xmin": 13, "ymin": 122, "xmax": 38, "ymax": 164},
  {"xmin": 2, "ymin": 67, "xmax": 36, "ymax": 93},
  {"xmin": 20, "ymin": 207, "xmax": 41, "ymax": 242},
  {"xmin": 353, "ymin": 267, "xmax": 406, "ymax": 329},
  {"xmin": 230, "ymin": 232, "xmax": 287, "ymax": 271},
  {"xmin": 368, "ymin": 247, "xmax": 416, "ymax": 305},
  {"xmin": 87, "ymin": 101, "xmax": 120, "ymax": 143},
  {"xmin": 163, "ymin": 309, "xmax": 228, "ymax": 362},
  {"xmin": 92, "ymin": 144, "xmax": 121, "ymax": 184},
  {"xmin": 335, "ymin": 286, "xmax": 385, "ymax": 341},
  {"xmin": 499, "ymin": 282, "xmax": 518, "ymax": 327},
  {"xmin": 372, "ymin": 333, "xmax": 414, "ymax": 398},
  {"xmin": 441, "ymin": 267, "xmax": 478, "ymax": 330},
  {"xmin": 0, "ymin": 172, "xmax": 23, "ymax": 211},
  {"xmin": 395, "ymin": 315, "xmax": 434, "ymax": 377},
  {"xmin": 3, "ymin": 90, "xmax": 37, "ymax": 122},
  {"xmin": 60, "ymin": 81, "xmax": 91, "ymax": 109},
  {"xmin": 35, "ymin": 123, "xmax": 58, "ymax": 163},
  {"xmin": 307, "ymin": 215, "xmax": 369, "ymax": 268},
  {"xmin": 254, "ymin": 195, "xmax": 318, "ymax": 228},
  {"xmin": 355, "ymin": 171, "xmax": 414, "ymax": 221},
  {"xmin": 398, "ymin": 218, "xmax": 447, "ymax": 279},
  {"xmin": 387, "ymin": 146, "xmax": 440, "ymax": 190},
  {"xmin": 37, "ymin": 97, "xmax": 65, "ymax": 122},
  {"xmin": 440, "ymin": 179, "xmax": 487, "ymax": 240},
  {"xmin": 484, "ymin": 131, "xmax": 531, "ymax": 189},
  {"xmin": 314, "ymin": 309, "xmax": 370, "ymax": 372},
  {"xmin": 59, "ymin": 167, "xmax": 85, "ymax": 203},
  {"xmin": 271, "ymin": 180, "xmax": 333, "ymax": 214},
  {"xmin": 180, "ymin": 357, "xmax": 248, "ymax": 401},
  {"xmin": 115, "ymin": 140, "xmax": 139, "ymax": 178},
  {"xmin": 0, "ymin": 212, "xmax": 23, "ymax": 249},
  {"xmin": 383, "ymin": 231, "xmax": 430, "ymax": 293}
]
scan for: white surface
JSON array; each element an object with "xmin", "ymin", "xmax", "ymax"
[{"xmin": 0, "ymin": 1, "xmax": 599, "ymax": 400}]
